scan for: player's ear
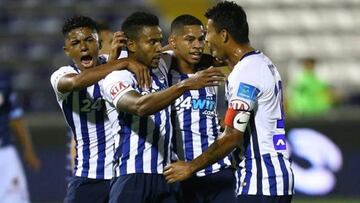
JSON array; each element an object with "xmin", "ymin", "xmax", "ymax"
[
  {"xmin": 98, "ymin": 38, "xmax": 102, "ymax": 50},
  {"xmin": 220, "ymin": 29, "xmax": 229, "ymax": 43},
  {"xmin": 169, "ymin": 35, "xmax": 176, "ymax": 49},
  {"xmin": 126, "ymin": 39, "xmax": 136, "ymax": 53},
  {"xmin": 63, "ymin": 46, "xmax": 70, "ymax": 57}
]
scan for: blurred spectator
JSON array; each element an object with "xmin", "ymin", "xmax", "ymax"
[
  {"xmin": 287, "ymin": 58, "xmax": 334, "ymax": 117},
  {"xmin": 0, "ymin": 73, "xmax": 41, "ymax": 203}
]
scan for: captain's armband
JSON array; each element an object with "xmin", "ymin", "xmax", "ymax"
[{"xmin": 224, "ymin": 107, "xmax": 250, "ymax": 132}]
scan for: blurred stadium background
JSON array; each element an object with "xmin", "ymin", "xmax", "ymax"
[{"xmin": 1, "ymin": 0, "xmax": 359, "ymax": 202}]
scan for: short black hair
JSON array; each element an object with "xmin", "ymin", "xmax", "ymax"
[
  {"xmin": 205, "ymin": 1, "xmax": 249, "ymax": 44},
  {"xmin": 121, "ymin": 12, "xmax": 159, "ymax": 40},
  {"xmin": 62, "ymin": 15, "xmax": 99, "ymax": 36},
  {"xmin": 170, "ymin": 14, "xmax": 203, "ymax": 34}
]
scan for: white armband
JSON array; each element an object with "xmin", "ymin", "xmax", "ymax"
[{"xmin": 233, "ymin": 111, "xmax": 250, "ymax": 132}]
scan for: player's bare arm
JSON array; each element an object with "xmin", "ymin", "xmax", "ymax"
[
  {"xmin": 57, "ymin": 58, "xmax": 149, "ymax": 93},
  {"xmin": 10, "ymin": 117, "xmax": 41, "ymax": 171},
  {"xmin": 116, "ymin": 67, "xmax": 225, "ymax": 117},
  {"xmin": 164, "ymin": 126, "xmax": 243, "ymax": 183}
]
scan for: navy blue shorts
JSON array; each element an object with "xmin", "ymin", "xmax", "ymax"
[
  {"xmin": 181, "ymin": 168, "xmax": 237, "ymax": 203},
  {"xmin": 64, "ymin": 176, "xmax": 110, "ymax": 203},
  {"xmin": 237, "ymin": 195, "xmax": 292, "ymax": 203},
  {"xmin": 109, "ymin": 173, "xmax": 182, "ymax": 203}
]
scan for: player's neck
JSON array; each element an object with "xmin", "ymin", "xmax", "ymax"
[
  {"xmin": 174, "ymin": 57, "xmax": 196, "ymax": 74},
  {"xmin": 227, "ymin": 44, "xmax": 255, "ymax": 68}
]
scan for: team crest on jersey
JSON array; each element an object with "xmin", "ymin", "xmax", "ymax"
[
  {"xmin": 237, "ymin": 83, "xmax": 259, "ymax": 102},
  {"xmin": 110, "ymin": 81, "xmax": 130, "ymax": 99},
  {"xmin": 229, "ymin": 99, "xmax": 250, "ymax": 111}
]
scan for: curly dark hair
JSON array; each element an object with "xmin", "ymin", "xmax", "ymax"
[
  {"xmin": 205, "ymin": 1, "xmax": 249, "ymax": 44},
  {"xmin": 62, "ymin": 15, "xmax": 99, "ymax": 36},
  {"xmin": 121, "ymin": 12, "xmax": 159, "ymax": 40}
]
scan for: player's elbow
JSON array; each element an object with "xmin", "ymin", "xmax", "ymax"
[
  {"xmin": 134, "ymin": 101, "xmax": 152, "ymax": 117},
  {"xmin": 137, "ymin": 105, "xmax": 154, "ymax": 117},
  {"xmin": 70, "ymin": 80, "xmax": 80, "ymax": 91},
  {"xmin": 57, "ymin": 78, "xmax": 78, "ymax": 93}
]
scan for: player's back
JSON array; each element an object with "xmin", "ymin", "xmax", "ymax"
[{"xmin": 227, "ymin": 51, "xmax": 294, "ymax": 196}]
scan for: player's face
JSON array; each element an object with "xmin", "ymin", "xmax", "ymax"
[
  {"xmin": 205, "ymin": 19, "xmax": 225, "ymax": 60},
  {"xmin": 172, "ymin": 25, "xmax": 205, "ymax": 65},
  {"xmin": 64, "ymin": 27, "xmax": 100, "ymax": 70},
  {"xmin": 133, "ymin": 26, "xmax": 162, "ymax": 68}
]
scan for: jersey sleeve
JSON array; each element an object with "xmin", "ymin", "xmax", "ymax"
[
  {"xmin": 50, "ymin": 66, "xmax": 78, "ymax": 100},
  {"xmin": 119, "ymin": 50, "xmax": 128, "ymax": 59},
  {"xmin": 224, "ymin": 64, "xmax": 261, "ymax": 132},
  {"xmin": 159, "ymin": 52, "xmax": 173, "ymax": 73},
  {"xmin": 227, "ymin": 66, "xmax": 261, "ymax": 112},
  {"xmin": 102, "ymin": 70, "xmax": 137, "ymax": 107}
]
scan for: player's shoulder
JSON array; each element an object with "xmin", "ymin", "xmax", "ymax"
[
  {"xmin": 159, "ymin": 51, "xmax": 174, "ymax": 71},
  {"xmin": 104, "ymin": 70, "xmax": 134, "ymax": 85},
  {"xmin": 51, "ymin": 65, "xmax": 78, "ymax": 76},
  {"xmin": 235, "ymin": 52, "xmax": 269, "ymax": 73},
  {"xmin": 50, "ymin": 65, "xmax": 78, "ymax": 84}
]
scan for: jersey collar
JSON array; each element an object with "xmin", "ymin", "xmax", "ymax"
[{"xmin": 240, "ymin": 50, "xmax": 261, "ymax": 61}]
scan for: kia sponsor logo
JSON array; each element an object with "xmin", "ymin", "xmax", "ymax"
[
  {"xmin": 110, "ymin": 82, "xmax": 130, "ymax": 99},
  {"xmin": 229, "ymin": 99, "xmax": 250, "ymax": 111}
]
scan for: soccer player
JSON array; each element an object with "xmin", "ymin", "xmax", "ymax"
[
  {"xmin": 164, "ymin": 2, "xmax": 294, "ymax": 203},
  {"xmin": 101, "ymin": 12, "xmax": 225, "ymax": 203},
  {"xmin": 64, "ymin": 21, "xmax": 117, "ymax": 183},
  {"xmin": 167, "ymin": 14, "xmax": 235, "ymax": 203},
  {"xmin": 0, "ymin": 73, "xmax": 41, "ymax": 203},
  {"xmin": 50, "ymin": 15, "xmax": 149, "ymax": 203}
]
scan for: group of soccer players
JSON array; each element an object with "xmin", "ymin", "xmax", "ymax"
[{"xmin": 51, "ymin": 1, "xmax": 294, "ymax": 203}]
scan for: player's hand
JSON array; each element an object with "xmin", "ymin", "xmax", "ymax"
[
  {"xmin": 163, "ymin": 161, "xmax": 194, "ymax": 183},
  {"xmin": 181, "ymin": 66, "xmax": 225, "ymax": 90},
  {"xmin": 126, "ymin": 59, "xmax": 152, "ymax": 89},
  {"xmin": 109, "ymin": 31, "xmax": 127, "ymax": 61},
  {"xmin": 24, "ymin": 149, "xmax": 41, "ymax": 171}
]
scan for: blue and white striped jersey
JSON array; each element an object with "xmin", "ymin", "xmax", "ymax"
[
  {"xmin": 102, "ymin": 61, "xmax": 172, "ymax": 176},
  {"xmin": 50, "ymin": 57, "xmax": 116, "ymax": 179},
  {"xmin": 0, "ymin": 74, "xmax": 23, "ymax": 148},
  {"xmin": 227, "ymin": 51, "xmax": 294, "ymax": 196},
  {"xmin": 168, "ymin": 69, "xmax": 232, "ymax": 177}
]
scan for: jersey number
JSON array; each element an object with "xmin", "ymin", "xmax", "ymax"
[
  {"xmin": 176, "ymin": 97, "xmax": 192, "ymax": 110},
  {"xmin": 80, "ymin": 98, "xmax": 103, "ymax": 112}
]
